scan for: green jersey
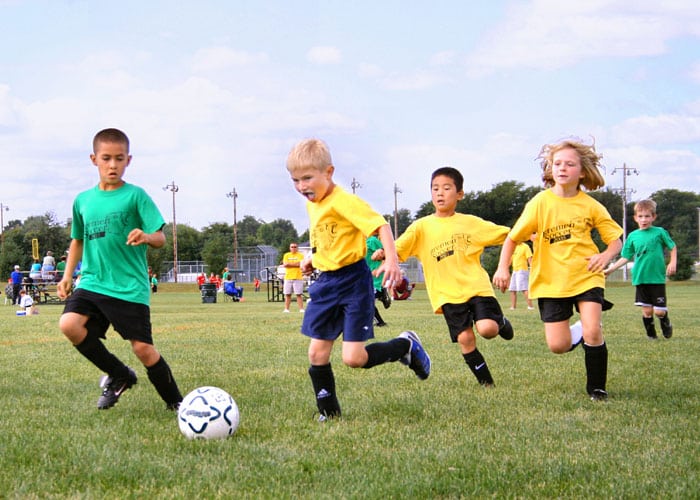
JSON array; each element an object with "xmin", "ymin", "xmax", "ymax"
[
  {"xmin": 621, "ymin": 226, "xmax": 676, "ymax": 286},
  {"xmin": 71, "ymin": 183, "xmax": 165, "ymax": 305}
]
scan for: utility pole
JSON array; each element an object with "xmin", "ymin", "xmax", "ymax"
[
  {"xmin": 163, "ymin": 181, "xmax": 179, "ymax": 283},
  {"xmin": 226, "ymin": 188, "xmax": 239, "ymax": 269},
  {"xmin": 393, "ymin": 183, "xmax": 402, "ymax": 237},
  {"xmin": 351, "ymin": 177, "xmax": 361, "ymax": 194},
  {"xmin": 611, "ymin": 163, "xmax": 639, "ymax": 281},
  {"xmin": 0, "ymin": 203, "xmax": 8, "ymax": 248}
]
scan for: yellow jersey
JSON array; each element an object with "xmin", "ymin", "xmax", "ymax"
[
  {"xmin": 511, "ymin": 243, "xmax": 532, "ymax": 272},
  {"xmin": 396, "ymin": 213, "xmax": 509, "ymax": 313},
  {"xmin": 282, "ymin": 251, "xmax": 304, "ymax": 280},
  {"xmin": 307, "ymin": 186, "xmax": 387, "ymax": 272},
  {"xmin": 509, "ymin": 189, "xmax": 623, "ymax": 299}
]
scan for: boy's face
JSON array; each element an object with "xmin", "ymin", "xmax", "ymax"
[
  {"xmin": 431, "ymin": 174, "xmax": 463, "ymax": 216},
  {"xmin": 288, "ymin": 165, "xmax": 334, "ymax": 203},
  {"xmin": 634, "ymin": 209, "xmax": 656, "ymax": 229},
  {"xmin": 91, "ymin": 140, "xmax": 131, "ymax": 190}
]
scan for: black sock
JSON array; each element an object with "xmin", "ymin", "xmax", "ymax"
[
  {"xmin": 373, "ymin": 307, "xmax": 385, "ymax": 325},
  {"xmin": 643, "ymin": 316, "xmax": 656, "ymax": 337},
  {"xmin": 75, "ymin": 335, "xmax": 128, "ymax": 378},
  {"xmin": 659, "ymin": 314, "xmax": 671, "ymax": 328},
  {"xmin": 146, "ymin": 356, "xmax": 183, "ymax": 405},
  {"xmin": 364, "ymin": 338, "xmax": 410, "ymax": 368},
  {"xmin": 309, "ymin": 364, "xmax": 341, "ymax": 417},
  {"xmin": 463, "ymin": 349, "xmax": 494, "ymax": 385},
  {"xmin": 583, "ymin": 342, "xmax": 608, "ymax": 395}
]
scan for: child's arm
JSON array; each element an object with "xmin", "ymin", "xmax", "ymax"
[
  {"xmin": 587, "ymin": 238, "xmax": 622, "ymax": 273},
  {"xmin": 666, "ymin": 245, "xmax": 677, "ymax": 276},
  {"xmin": 375, "ymin": 224, "xmax": 401, "ymax": 287},
  {"xmin": 126, "ymin": 228, "xmax": 165, "ymax": 248},
  {"xmin": 57, "ymin": 239, "xmax": 83, "ymax": 299},
  {"xmin": 493, "ymin": 237, "xmax": 517, "ymax": 293},
  {"xmin": 604, "ymin": 256, "xmax": 629, "ymax": 276}
]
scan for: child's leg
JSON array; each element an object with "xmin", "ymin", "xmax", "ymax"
[
  {"xmin": 509, "ymin": 291, "xmax": 517, "ymax": 309},
  {"xmin": 373, "ymin": 306, "xmax": 386, "ymax": 326},
  {"xmin": 578, "ymin": 301, "xmax": 607, "ymax": 398},
  {"xmin": 457, "ymin": 328, "xmax": 494, "ymax": 386},
  {"xmin": 343, "ymin": 339, "xmax": 409, "ymax": 368},
  {"xmin": 654, "ymin": 308, "xmax": 672, "ymax": 338},
  {"xmin": 131, "ymin": 340, "xmax": 182, "ymax": 408},
  {"xmin": 544, "ymin": 321, "xmax": 578, "ymax": 354},
  {"xmin": 60, "ymin": 312, "xmax": 130, "ymax": 377},
  {"xmin": 309, "ymin": 339, "xmax": 341, "ymax": 418}
]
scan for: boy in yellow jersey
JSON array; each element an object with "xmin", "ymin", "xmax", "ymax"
[
  {"xmin": 493, "ymin": 138, "xmax": 622, "ymax": 401},
  {"xmin": 286, "ymin": 138, "xmax": 431, "ymax": 421},
  {"xmin": 392, "ymin": 166, "xmax": 514, "ymax": 388}
]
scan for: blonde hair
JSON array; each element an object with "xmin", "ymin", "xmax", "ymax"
[
  {"xmin": 286, "ymin": 138, "xmax": 332, "ymax": 172},
  {"xmin": 538, "ymin": 138, "xmax": 605, "ymax": 191},
  {"xmin": 634, "ymin": 199, "xmax": 657, "ymax": 215}
]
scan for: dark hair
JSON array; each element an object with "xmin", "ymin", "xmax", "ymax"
[
  {"xmin": 431, "ymin": 166, "xmax": 463, "ymax": 192},
  {"xmin": 93, "ymin": 128, "xmax": 130, "ymax": 153}
]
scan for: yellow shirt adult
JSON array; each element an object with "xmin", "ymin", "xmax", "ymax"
[
  {"xmin": 282, "ymin": 251, "xmax": 304, "ymax": 280},
  {"xmin": 509, "ymin": 189, "xmax": 623, "ymax": 299},
  {"xmin": 396, "ymin": 213, "xmax": 509, "ymax": 313},
  {"xmin": 511, "ymin": 242, "xmax": 532, "ymax": 272},
  {"xmin": 307, "ymin": 186, "xmax": 386, "ymax": 272}
]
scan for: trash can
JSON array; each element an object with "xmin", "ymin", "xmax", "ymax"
[{"xmin": 201, "ymin": 283, "xmax": 217, "ymax": 303}]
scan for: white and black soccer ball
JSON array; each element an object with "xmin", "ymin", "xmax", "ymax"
[{"xmin": 178, "ymin": 386, "xmax": 240, "ymax": 440}]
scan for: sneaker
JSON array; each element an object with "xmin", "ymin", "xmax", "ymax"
[
  {"xmin": 283, "ymin": 309, "xmax": 290, "ymax": 313},
  {"xmin": 299, "ymin": 309, "xmax": 305, "ymax": 313},
  {"xmin": 398, "ymin": 331, "xmax": 431, "ymax": 380},
  {"xmin": 97, "ymin": 367, "xmax": 137, "ymax": 409},
  {"xmin": 527, "ymin": 306, "xmax": 535, "ymax": 310},
  {"xmin": 646, "ymin": 335, "xmax": 659, "ymax": 340},
  {"xmin": 379, "ymin": 288, "xmax": 392, "ymax": 309},
  {"xmin": 660, "ymin": 317, "xmax": 673, "ymax": 339},
  {"xmin": 498, "ymin": 317, "xmax": 514, "ymax": 340},
  {"xmin": 589, "ymin": 389, "xmax": 608, "ymax": 402}
]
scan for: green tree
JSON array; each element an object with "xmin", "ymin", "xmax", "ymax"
[
  {"xmin": 651, "ymin": 189, "xmax": 700, "ymax": 280},
  {"xmin": 237, "ymin": 216, "xmax": 264, "ymax": 247},
  {"xmin": 384, "ymin": 208, "xmax": 413, "ymax": 238},
  {"xmin": 256, "ymin": 219, "xmax": 299, "ymax": 254}
]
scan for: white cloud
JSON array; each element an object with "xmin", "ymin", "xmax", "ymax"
[
  {"xmin": 306, "ymin": 46, "xmax": 342, "ymax": 65},
  {"xmin": 609, "ymin": 113, "xmax": 700, "ymax": 145},
  {"xmin": 191, "ymin": 46, "xmax": 268, "ymax": 72},
  {"xmin": 466, "ymin": 0, "xmax": 700, "ymax": 75}
]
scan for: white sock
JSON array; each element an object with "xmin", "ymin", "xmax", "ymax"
[{"xmin": 570, "ymin": 320, "xmax": 583, "ymax": 348}]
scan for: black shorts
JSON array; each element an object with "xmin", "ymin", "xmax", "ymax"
[
  {"xmin": 537, "ymin": 287, "xmax": 605, "ymax": 323},
  {"xmin": 634, "ymin": 284, "xmax": 667, "ymax": 309},
  {"xmin": 62, "ymin": 288, "xmax": 154, "ymax": 344},
  {"xmin": 442, "ymin": 296, "xmax": 504, "ymax": 342}
]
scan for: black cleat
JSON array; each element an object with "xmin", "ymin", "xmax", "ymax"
[
  {"xmin": 97, "ymin": 367, "xmax": 137, "ymax": 409},
  {"xmin": 660, "ymin": 317, "xmax": 673, "ymax": 339},
  {"xmin": 589, "ymin": 389, "xmax": 608, "ymax": 402},
  {"xmin": 498, "ymin": 317, "xmax": 514, "ymax": 340}
]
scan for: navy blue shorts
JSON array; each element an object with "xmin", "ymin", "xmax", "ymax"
[
  {"xmin": 300, "ymin": 259, "xmax": 375, "ymax": 342},
  {"xmin": 62, "ymin": 288, "xmax": 154, "ymax": 344},
  {"xmin": 537, "ymin": 287, "xmax": 605, "ymax": 323}
]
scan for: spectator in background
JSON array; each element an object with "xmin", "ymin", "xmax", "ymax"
[{"xmin": 11, "ymin": 265, "xmax": 23, "ymax": 305}]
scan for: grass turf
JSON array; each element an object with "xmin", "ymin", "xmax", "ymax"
[{"xmin": 0, "ymin": 282, "xmax": 698, "ymax": 498}]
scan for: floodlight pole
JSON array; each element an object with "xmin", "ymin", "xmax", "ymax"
[
  {"xmin": 393, "ymin": 183, "xmax": 402, "ymax": 237},
  {"xmin": 226, "ymin": 188, "xmax": 239, "ymax": 269},
  {"xmin": 611, "ymin": 163, "xmax": 639, "ymax": 281},
  {"xmin": 0, "ymin": 203, "xmax": 8, "ymax": 248},
  {"xmin": 163, "ymin": 181, "xmax": 179, "ymax": 283}
]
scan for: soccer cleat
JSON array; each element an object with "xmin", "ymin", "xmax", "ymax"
[
  {"xmin": 498, "ymin": 317, "xmax": 514, "ymax": 340},
  {"xmin": 589, "ymin": 389, "xmax": 608, "ymax": 402},
  {"xmin": 166, "ymin": 401, "xmax": 181, "ymax": 411},
  {"xmin": 660, "ymin": 317, "xmax": 673, "ymax": 339},
  {"xmin": 314, "ymin": 410, "xmax": 341, "ymax": 423},
  {"xmin": 97, "ymin": 367, "xmax": 137, "ymax": 410},
  {"xmin": 398, "ymin": 331, "xmax": 431, "ymax": 380}
]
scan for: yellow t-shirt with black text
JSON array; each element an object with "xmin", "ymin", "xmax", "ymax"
[
  {"xmin": 396, "ymin": 213, "xmax": 509, "ymax": 313},
  {"xmin": 282, "ymin": 251, "xmax": 304, "ymax": 280},
  {"xmin": 307, "ymin": 186, "xmax": 387, "ymax": 272},
  {"xmin": 509, "ymin": 189, "xmax": 623, "ymax": 299},
  {"xmin": 511, "ymin": 243, "xmax": 532, "ymax": 272}
]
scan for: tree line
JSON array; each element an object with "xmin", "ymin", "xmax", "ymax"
[{"xmin": 2, "ymin": 183, "xmax": 698, "ymax": 281}]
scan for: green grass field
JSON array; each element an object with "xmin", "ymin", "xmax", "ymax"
[{"xmin": 1, "ymin": 282, "xmax": 698, "ymax": 498}]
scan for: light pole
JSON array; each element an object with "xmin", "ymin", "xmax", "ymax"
[
  {"xmin": 0, "ymin": 203, "xmax": 8, "ymax": 248},
  {"xmin": 226, "ymin": 188, "xmax": 238, "ymax": 269},
  {"xmin": 393, "ymin": 183, "xmax": 402, "ymax": 237},
  {"xmin": 351, "ymin": 177, "xmax": 361, "ymax": 194},
  {"xmin": 611, "ymin": 163, "xmax": 639, "ymax": 281},
  {"xmin": 163, "ymin": 181, "xmax": 179, "ymax": 283}
]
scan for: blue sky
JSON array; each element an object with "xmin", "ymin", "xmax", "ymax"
[{"xmin": 1, "ymin": 1, "xmax": 700, "ymax": 234}]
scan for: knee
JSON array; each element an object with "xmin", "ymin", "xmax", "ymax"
[
  {"xmin": 342, "ymin": 356, "xmax": 365, "ymax": 369},
  {"xmin": 132, "ymin": 341, "xmax": 159, "ymax": 365},
  {"xmin": 59, "ymin": 313, "xmax": 86, "ymax": 345},
  {"xmin": 475, "ymin": 319, "xmax": 498, "ymax": 339}
]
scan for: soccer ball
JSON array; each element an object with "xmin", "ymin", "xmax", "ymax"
[{"xmin": 178, "ymin": 386, "xmax": 240, "ymax": 440}]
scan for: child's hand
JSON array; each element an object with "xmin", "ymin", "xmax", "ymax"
[
  {"xmin": 666, "ymin": 262, "xmax": 676, "ymax": 276},
  {"xmin": 492, "ymin": 268, "xmax": 510, "ymax": 293},
  {"xmin": 585, "ymin": 254, "xmax": 608, "ymax": 273},
  {"xmin": 126, "ymin": 229, "xmax": 149, "ymax": 246},
  {"xmin": 56, "ymin": 279, "xmax": 72, "ymax": 300},
  {"xmin": 300, "ymin": 256, "xmax": 314, "ymax": 275}
]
